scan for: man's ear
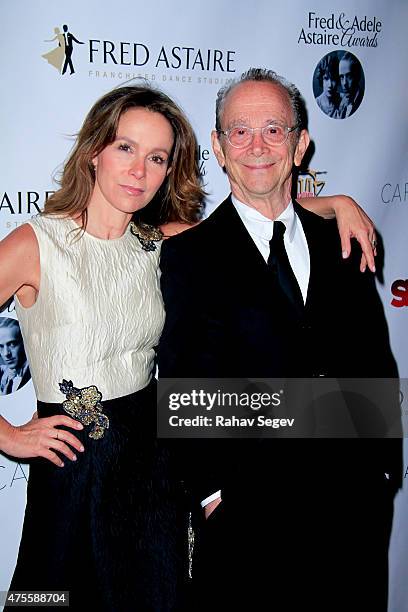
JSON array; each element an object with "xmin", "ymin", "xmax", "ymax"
[
  {"xmin": 211, "ymin": 130, "xmax": 226, "ymax": 168},
  {"xmin": 294, "ymin": 129, "xmax": 310, "ymax": 167}
]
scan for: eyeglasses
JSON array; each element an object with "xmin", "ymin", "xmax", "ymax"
[{"xmin": 218, "ymin": 123, "xmax": 298, "ymax": 148}]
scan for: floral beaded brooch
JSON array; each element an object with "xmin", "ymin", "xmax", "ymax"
[
  {"xmin": 59, "ymin": 379, "xmax": 109, "ymax": 440},
  {"xmin": 129, "ymin": 222, "xmax": 163, "ymax": 252}
]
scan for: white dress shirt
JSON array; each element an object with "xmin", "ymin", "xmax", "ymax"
[{"xmin": 201, "ymin": 196, "xmax": 311, "ymax": 509}]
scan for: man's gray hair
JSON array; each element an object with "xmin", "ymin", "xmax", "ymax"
[{"xmin": 215, "ymin": 67, "xmax": 307, "ymax": 134}]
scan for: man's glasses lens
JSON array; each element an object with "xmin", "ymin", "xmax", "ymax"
[{"xmin": 227, "ymin": 124, "xmax": 289, "ymax": 148}]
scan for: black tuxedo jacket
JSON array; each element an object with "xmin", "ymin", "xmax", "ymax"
[
  {"xmin": 159, "ymin": 196, "xmax": 397, "ymax": 376},
  {"xmin": 158, "ymin": 196, "xmax": 402, "ymax": 609},
  {"xmin": 159, "ymin": 195, "xmax": 401, "ymax": 491}
]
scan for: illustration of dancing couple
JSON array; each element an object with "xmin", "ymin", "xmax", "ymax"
[{"xmin": 42, "ymin": 25, "xmax": 84, "ymax": 75}]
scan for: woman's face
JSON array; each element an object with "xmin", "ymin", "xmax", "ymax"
[{"xmin": 92, "ymin": 107, "xmax": 174, "ymax": 216}]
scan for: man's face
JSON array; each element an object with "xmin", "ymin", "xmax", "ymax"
[
  {"xmin": 339, "ymin": 59, "xmax": 358, "ymax": 97},
  {"xmin": 212, "ymin": 81, "xmax": 309, "ymax": 206},
  {"xmin": 0, "ymin": 326, "xmax": 25, "ymax": 371}
]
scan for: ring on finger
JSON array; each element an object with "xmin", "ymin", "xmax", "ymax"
[{"xmin": 371, "ymin": 237, "xmax": 377, "ymax": 249}]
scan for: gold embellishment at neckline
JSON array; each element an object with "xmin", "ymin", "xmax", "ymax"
[
  {"xmin": 59, "ymin": 379, "xmax": 109, "ymax": 440},
  {"xmin": 130, "ymin": 222, "xmax": 163, "ymax": 252}
]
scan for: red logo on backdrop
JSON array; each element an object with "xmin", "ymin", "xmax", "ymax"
[{"xmin": 391, "ymin": 279, "xmax": 408, "ymax": 308}]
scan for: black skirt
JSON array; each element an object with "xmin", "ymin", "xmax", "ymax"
[{"xmin": 8, "ymin": 381, "xmax": 189, "ymax": 611}]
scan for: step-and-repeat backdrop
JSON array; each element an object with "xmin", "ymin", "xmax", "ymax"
[{"xmin": 1, "ymin": 1, "xmax": 407, "ymax": 609}]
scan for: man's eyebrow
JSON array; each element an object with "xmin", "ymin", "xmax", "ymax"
[
  {"xmin": 226, "ymin": 117, "xmax": 281, "ymax": 127},
  {"xmin": 226, "ymin": 115, "xmax": 250, "ymax": 125}
]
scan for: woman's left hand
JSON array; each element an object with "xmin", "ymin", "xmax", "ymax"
[{"xmin": 332, "ymin": 195, "xmax": 377, "ymax": 273}]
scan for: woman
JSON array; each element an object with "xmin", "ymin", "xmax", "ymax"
[
  {"xmin": 0, "ymin": 84, "xmax": 203, "ymax": 612},
  {"xmin": 42, "ymin": 27, "xmax": 66, "ymax": 73},
  {"xmin": 0, "ymin": 82, "xmax": 375, "ymax": 610}
]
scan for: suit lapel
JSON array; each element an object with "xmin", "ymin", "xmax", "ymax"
[{"xmin": 207, "ymin": 195, "xmax": 271, "ymax": 274}]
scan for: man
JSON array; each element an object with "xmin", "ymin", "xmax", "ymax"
[
  {"xmin": 315, "ymin": 54, "xmax": 341, "ymax": 118},
  {"xmin": 158, "ymin": 69, "xmax": 401, "ymax": 611},
  {"xmin": 0, "ymin": 319, "xmax": 30, "ymax": 395},
  {"xmin": 61, "ymin": 24, "xmax": 84, "ymax": 76},
  {"xmin": 338, "ymin": 52, "xmax": 364, "ymax": 118}
]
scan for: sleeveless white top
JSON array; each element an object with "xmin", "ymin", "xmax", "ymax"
[{"xmin": 15, "ymin": 215, "xmax": 165, "ymax": 403}]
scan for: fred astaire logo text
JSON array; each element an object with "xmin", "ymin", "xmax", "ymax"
[
  {"xmin": 298, "ymin": 11, "xmax": 382, "ymax": 47},
  {"xmin": 42, "ymin": 24, "xmax": 236, "ymax": 75}
]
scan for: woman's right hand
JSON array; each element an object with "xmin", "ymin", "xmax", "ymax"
[{"xmin": 1, "ymin": 414, "xmax": 84, "ymax": 467}]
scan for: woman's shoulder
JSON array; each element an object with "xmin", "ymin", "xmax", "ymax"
[
  {"xmin": 0, "ymin": 217, "xmax": 66, "ymax": 264},
  {"xmin": 25, "ymin": 213, "xmax": 75, "ymax": 240},
  {"xmin": 28, "ymin": 212, "xmax": 70, "ymax": 227},
  {"xmin": 0, "ymin": 222, "xmax": 38, "ymax": 254}
]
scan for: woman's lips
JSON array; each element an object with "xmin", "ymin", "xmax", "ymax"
[{"xmin": 120, "ymin": 184, "xmax": 145, "ymax": 196}]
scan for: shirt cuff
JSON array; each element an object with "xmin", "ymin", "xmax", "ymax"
[{"xmin": 200, "ymin": 490, "xmax": 221, "ymax": 507}]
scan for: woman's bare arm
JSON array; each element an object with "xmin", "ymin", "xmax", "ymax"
[
  {"xmin": 298, "ymin": 195, "xmax": 376, "ymax": 273},
  {"xmin": 0, "ymin": 225, "xmax": 84, "ymax": 465},
  {"xmin": 0, "ymin": 224, "xmax": 40, "ymax": 308}
]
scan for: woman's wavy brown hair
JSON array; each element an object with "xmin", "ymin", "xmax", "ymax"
[{"xmin": 43, "ymin": 83, "xmax": 205, "ymax": 227}]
